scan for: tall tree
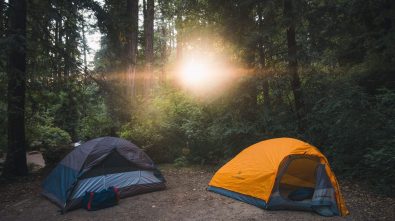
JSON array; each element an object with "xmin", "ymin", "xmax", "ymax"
[
  {"xmin": 157, "ymin": 0, "xmax": 171, "ymax": 83},
  {"xmin": 257, "ymin": 2, "xmax": 270, "ymax": 109},
  {"xmin": 175, "ymin": 7, "xmax": 183, "ymax": 61},
  {"xmin": 0, "ymin": 0, "xmax": 5, "ymax": 37},
  {"xmin": 81, "ymin": 12, "xmax": 88, "ymax": 73},
  {"xmin": 3, "ymin": 0, "xmax": 28, "ymax": 177},
  {"xmin": 284, "ymin": 0, "xmax": 304, "ymax": 130},
  {"xmin": 144, "ymin": 0, "xmax": 154, "ymax": 95},
  {"xmin": 126, "ymin": 0, "xmax": 139, "ymax": 98}
]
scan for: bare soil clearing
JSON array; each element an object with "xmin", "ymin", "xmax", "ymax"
[{"xmin": 0, "ymin": 165, "xmax": 394, "ymax": 221}]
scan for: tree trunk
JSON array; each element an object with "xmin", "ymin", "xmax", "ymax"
[
  {"xmin": 3, "ymin": 0, "xmax": 28, "ymax": 177},
  {"xmin": 160, "ymin": 17, "xmax": 167, "ymax": 83},
  {"xmin": 55, "ymin": 15, "xmax": 62, "ymax": 87},
  {"xmin": 126, "ymin": 0, "xmax": 138, "ymax": 98},
  {"xmin": 257, "ymin": 3, "xmax": 270, "ymax": 109},
  {"xmin": 175, "ymin": 15, "xmax": 183, "ymax": 61},
  {"xmin": 81, "ymin": 15, "xmax": 88, "ymax": 73},
  {"xmin": 0, "ymin": 0, "xmax": 5, "ymax": 37},
  {"xmin": 284, "ymin": 0, "xmax": 304, "ymax": 131},
  {"xmin": 143, "ymin": 0, "xmax": 147, "ymax": 94},
  {"xmin": 144, "ymin": 0, "xmax": 154, "ymax": 95}
]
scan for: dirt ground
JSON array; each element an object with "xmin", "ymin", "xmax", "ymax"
[{"xmin": 0, "ymin": 165, "xmax": 394, "ymax": 221}]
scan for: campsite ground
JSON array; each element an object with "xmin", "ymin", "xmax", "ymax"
[{"xmin": 0, "ymin": 165, "xmax": 394, "ymax": 221}]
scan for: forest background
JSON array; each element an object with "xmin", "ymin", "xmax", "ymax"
[{"xmin": 0, "ymin": 0, "xmax": 394, "ymax": 195}]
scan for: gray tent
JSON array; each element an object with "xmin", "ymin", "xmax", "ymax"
[{"xmin": 42, "ymin": 137, "xmax": 166, "ymax": 212}]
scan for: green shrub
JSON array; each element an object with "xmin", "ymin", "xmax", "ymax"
[
  {"xmin": 77, "ymin": 102, "xmax": 114, "ymax": 140},
  {"xmin": 33, "ymin": 126, "xmax": 72, "ymax": 166},
  {"xmin": 120, "ymin": 86, "xmax": 203, "ymax": 163},
  {"xmin": 173, "ymin": 156, "xmax": 189, "ymax": 167},
  {"xmin": 37, "ymin": 126, "xmax": 72, "ymax": 148},
  {"xmin": 117, "ymin": 71, "xmax": 395, "ymax": 195}
]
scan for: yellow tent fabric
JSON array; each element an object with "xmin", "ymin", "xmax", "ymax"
[{"xmin": 209, "ymin": 137, "xmax": 349, "ymax": 216}]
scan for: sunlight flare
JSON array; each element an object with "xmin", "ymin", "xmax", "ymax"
[
  {"xmin": 180, "ymin": 58, "xmax": 212, "ymax": 88},
  {"xmin": 177, "ymin": 52, "xmax": 234, "ymax": 95}
]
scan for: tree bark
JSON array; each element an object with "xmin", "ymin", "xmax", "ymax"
[
  {"xmin": 175, "ymin": 15, "xmax": 183, "ymax": 61},
  {"xmin": 284, "ymin": 0, "xmax": 304, "ymax": 130},
  {"xmin": 257, "ymin": 3, "xmax": 270, "ymax": 109},
  {"xmin": 55, "ymin": 14, "xmax": 62, "ymax": 87},
  {"xmin": 126, "ymin": 0, "xmax": 138, "ymax": 98},
  {"xmin": 0, "ymin": 0, "xmax": 5, "ymax": 37},
  {"xmin": 144, "ymin": 0, "xmax": 154, "ymax": 95},
  {"xmin": 3, "ymin": 0, "xmax": 28, "ymax": 177},
  {"xmin": 81, "ymin": 14, "xmax": 88, "ymax": 73},
  {"xmin": 160, "ymin": 16, "xmax": 167, "ymax": 83}
]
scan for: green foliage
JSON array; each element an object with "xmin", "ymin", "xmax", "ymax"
[
  {"xmin": 120, "ymin": 69, "xmax": 395, "ymax": 194},
  {"xmin": 34, "ymin": 126, "xmax": 72, "ymax": 148},
  {"xmin": 173, "ymin": 156, "xmax": 188, "ymax": 167},
  {"xmin": 120, "ymin": 86, "xmax": 203, "ymax": 162},
  {"xmin": 28, "ymin": 123, "xmax": 72, "ymax": 167},
  {"xmin": 302, "ymin": 72, "xmax": 395, "ymax": 193},
  {"xmin": 77, "ymin": 102, "xmax": 113, "ymax": 140},
  {"xmin": 26, "ymin": 108, "xmax": 71, "ymax": 150},
  {"xmin": 76, "ymin": 85, "xmax": 114, "ymax": 140}
]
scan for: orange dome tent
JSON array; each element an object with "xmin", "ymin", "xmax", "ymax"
[{"xmin": 208, "ymin": 138, "xmax": 348, "ymax": 216}]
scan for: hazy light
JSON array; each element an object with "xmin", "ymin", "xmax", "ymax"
[
  {"xmin": 177, "ymin": 52, "xmax": 236, "ymax": 97},
  {"xmin": 180, "ymin": 58, "xmax": 212, "ymax": 88}
]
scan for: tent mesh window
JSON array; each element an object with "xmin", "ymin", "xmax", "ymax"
[
  {"xmin": 79, "ymin": 151, "xmax": 141, "ymax": 179},
  {"xmin": 279, "ymin": 156, "xmax": 320, "ymax": 200}
]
